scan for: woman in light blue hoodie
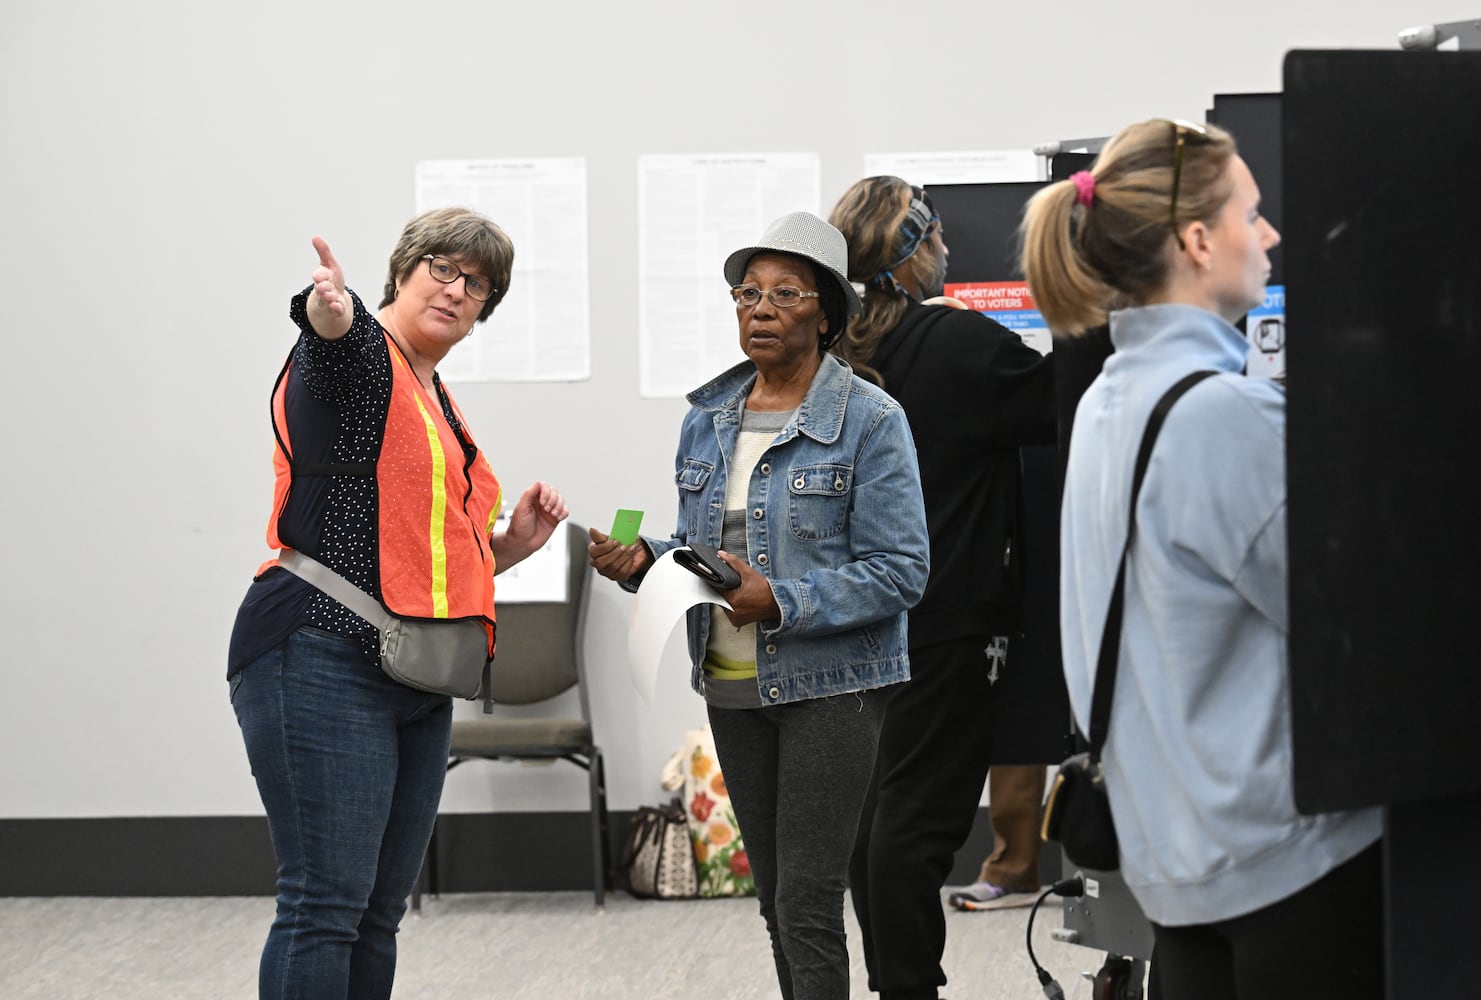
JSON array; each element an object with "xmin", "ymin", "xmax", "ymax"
[{"xmin": 1021, "ymin": 120, "xmax": 1383, "ymax": 1000}]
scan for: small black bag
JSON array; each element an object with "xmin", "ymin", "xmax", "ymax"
[
  {"xmin": 1041, "ymin": 371, "xmax": 1216, "ymax": 874},
  {"xmin": 1041, "ymin": 752, "xmax": 1120, "ymax": 872}
]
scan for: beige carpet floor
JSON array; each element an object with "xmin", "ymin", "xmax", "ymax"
[{"xmin": 0, "ymin": 889, "xmax": 1131, "ymax": 999}]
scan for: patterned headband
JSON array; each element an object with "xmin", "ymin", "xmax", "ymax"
[{"xmin": 886, "ymin": 186, "xmax": 940, "ymax": 270}]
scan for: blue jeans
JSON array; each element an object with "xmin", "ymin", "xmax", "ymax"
[{"xmin": 231, "ymin": 626, "xmax": 452, "ymax": 1000}]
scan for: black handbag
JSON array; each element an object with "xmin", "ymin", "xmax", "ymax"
[
  {"xmin": 1042, "ymin": 370, "xmax": 1217, "ymax": 872},
  {"xmin": 624, "ymin": 798, "xmax": 699, "ymax": 900}
]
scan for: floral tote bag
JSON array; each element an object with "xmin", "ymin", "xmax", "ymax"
[{"xmin": 661, "ymin": 724, "xmax": 756, "ymax": 897}]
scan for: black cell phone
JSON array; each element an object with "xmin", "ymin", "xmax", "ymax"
[{"xmin": 673, "ymin": 543, "xmax": 742, "ymax": 591}]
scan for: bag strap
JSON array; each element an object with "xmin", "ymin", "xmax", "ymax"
[
  {"xmin": 278, "ymin": 550, "xmax": 391, "ymax": 631},
  {"xmin": 1086, "ymin": 370, "xmax": 1218, "ymax": 755}
]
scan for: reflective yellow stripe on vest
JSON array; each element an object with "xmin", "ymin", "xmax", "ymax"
[{"xmin": 396, "ymin": 354, "xmax": 451, "ymax": 618}]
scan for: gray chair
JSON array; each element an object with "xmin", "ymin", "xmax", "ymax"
[{"xmin": 415, "ymin": 521, "xmax": 610, "ymax": 908}]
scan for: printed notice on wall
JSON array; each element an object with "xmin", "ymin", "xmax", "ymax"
[
  {"xmin": 1246, "ymin": 285, "xmax": 1285, "ymax": 380},
  {"xmin": 638, "ymin": 153, "xmax": 821, "ymax": 398},
  {"xmin": 863, "ymin": 150, "xmax": 1040, "ymax": 186},
  {"xmin": 943, "ymin": 281, "xmax": 1053, "ymax": 356},
  {"xmin": 415, "ymin": 158, "xmax": 591, "ymax": 383}
]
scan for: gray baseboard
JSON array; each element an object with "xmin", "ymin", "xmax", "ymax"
[
  {"xmin": 0, "ymin": 808, "xmax": 1050, "ymax": 897},
  {"xmin": 0, "ymin": 816, "xmax": 280, "ymax": 896},
  {"xmin": 0, "ymin": 813, "xmax": 633, "ymax": 897}
]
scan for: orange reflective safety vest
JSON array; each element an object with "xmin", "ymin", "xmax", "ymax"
[{"xmin": 262, "ymin": 332, "xmax": 502, "ymax": 639}]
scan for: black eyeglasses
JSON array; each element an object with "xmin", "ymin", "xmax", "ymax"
[
  {"xmin": 1166, "ymin": 118, "xmax": 1210, "ymax": 248},
  {"xmin": 730, "ymin": 285, "xmax": 821, "ymax": 309},
  {"xmin": 421, "ymin": 255, "xmax": 496, "ymax": 302}
]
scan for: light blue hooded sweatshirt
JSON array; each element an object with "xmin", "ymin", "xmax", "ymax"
[{"xmin": 1060, "ymin": 304, "xmax": 1381, "ymax": 926}]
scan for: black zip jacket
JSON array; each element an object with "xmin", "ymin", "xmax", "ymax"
[{"xmin": 867, "ymin": 300, "xmax": 1056, "ymax": 644}]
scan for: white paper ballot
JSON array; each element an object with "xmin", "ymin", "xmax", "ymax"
[{"xmin": 628, "ymin": 549, "xmax": 733, "ymax": 705}]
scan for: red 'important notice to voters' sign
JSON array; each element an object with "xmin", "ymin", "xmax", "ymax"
[
  {"xmin": 944, "ymin": 280, "xmax": 1035, "ymax": 312},
  {"xmin": 943, "ymin": 281, "xmax": 1050, "ymax": 355}
]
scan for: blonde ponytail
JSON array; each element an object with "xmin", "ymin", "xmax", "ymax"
[
  {"xmin": 1021, "ymin": 180, "xmax": 1115, "ymax": 335},
  {"xmin": 1020, "ymin": 119, "xmax": 1237, "ymax": 336}
]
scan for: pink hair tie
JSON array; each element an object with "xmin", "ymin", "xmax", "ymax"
[{"xmin": 1070, "ymin": 171, "xmax": 1096, "ymax": 207}]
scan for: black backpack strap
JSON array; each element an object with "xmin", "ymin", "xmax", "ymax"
[{"xmin": 1086, "ymin": 370, "xmax": 1219, "ymax": 755}]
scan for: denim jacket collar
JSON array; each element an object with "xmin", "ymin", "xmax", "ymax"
[{"xmin": 686, "ymin": 355, "xmax": 853, "ymax": 445}]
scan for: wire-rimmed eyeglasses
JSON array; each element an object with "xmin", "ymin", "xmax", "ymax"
[{"xmin": 730, "ymin": 284, "xmax": 821, "ymax": 309}]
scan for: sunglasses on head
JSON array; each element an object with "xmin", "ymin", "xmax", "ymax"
[{"xmin": 1162, "ymin": 118, "xmax": 1211, "ymax": 248}]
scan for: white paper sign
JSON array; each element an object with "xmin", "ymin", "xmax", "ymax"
[
  {"xmin": 492, "ymin": 516, "xmax": 569, "ymax": 604},
  {"xmin": 638, "ymin": 152, "xmax": 821, "ymax": 397},
  {"xmin": 415, "ymin": 158, "xmax": 591, "ymax": 383},
  {"xmin": 862, "ymin": 149, "xmax": 1040, "ymax": 186}
]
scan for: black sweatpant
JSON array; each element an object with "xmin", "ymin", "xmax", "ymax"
[
  {"xmin": 849, "ymin": 637, "xmax": 999, "ymax": 999},
  {"xmin": 708, "ymin": 690, "xmax": 888, "ymax": 1000},
  {"xmin": 1149, "ymin": 842, "xmax": 1384, "ymax": 1000}
]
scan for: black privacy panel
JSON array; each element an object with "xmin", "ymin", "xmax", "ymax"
[
  {"xmin": 1284, "ymin": 50, "xmax": 1481, "ymax": 812},
  {"xmin": 928, "ymin": 181, "xmax": 1044, "ymax": 281}
]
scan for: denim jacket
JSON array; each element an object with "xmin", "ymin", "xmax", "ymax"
[{"xmin": 638, "ymin": 355, "xmax": 929, "ymax": 705}]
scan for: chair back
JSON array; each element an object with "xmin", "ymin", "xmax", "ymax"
[{"xmin": 485, "ymin": 521, "xmax": 592, "ymax": 707}]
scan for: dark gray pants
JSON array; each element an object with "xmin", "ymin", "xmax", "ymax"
[{"xmin": 708, "ymin": 690, "xmax": 888, "ymax": 1000}]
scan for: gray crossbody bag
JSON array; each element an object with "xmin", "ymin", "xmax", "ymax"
[{"xmin": 279, "ymin": 550, "xmax": 493, "ymax": 712}]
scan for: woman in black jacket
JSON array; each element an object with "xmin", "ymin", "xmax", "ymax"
[{"xmin": 829, "ymin": 177, "xmax": 1057, "ymax": 1000}]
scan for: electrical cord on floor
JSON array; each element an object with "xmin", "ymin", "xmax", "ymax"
[{"xmin": 1025, "ymin": 875, "xmax": 1086, "ymax": 1000}]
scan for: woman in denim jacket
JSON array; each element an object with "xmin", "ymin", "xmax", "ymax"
[{"xmin": 592, "ymin": 212, "xmax": 929, "ymax": 1000}]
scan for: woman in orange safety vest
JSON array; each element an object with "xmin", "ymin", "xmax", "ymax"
[{"xmin": 227, "ymin": 207, "xmax": 568, "ymax": 1000}]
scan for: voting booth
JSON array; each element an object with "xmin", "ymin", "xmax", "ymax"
[{"xmin": 1283, "ymin": 48, "xmax": 1481, "ymax": 1000}]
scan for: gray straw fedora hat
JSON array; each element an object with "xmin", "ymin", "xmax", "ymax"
[{"xmin": 723, "ymin": 211, "xmax": 863, "ymax": 316}]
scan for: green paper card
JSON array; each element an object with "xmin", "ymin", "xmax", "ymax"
[{"xmin": 610, "ymin": 509, "xmax": 644, "ymax": 546}]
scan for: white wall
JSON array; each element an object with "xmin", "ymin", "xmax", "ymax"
[{"xmin": 0, "ymin": 0, "xmax": 1437, "ymax": 819}]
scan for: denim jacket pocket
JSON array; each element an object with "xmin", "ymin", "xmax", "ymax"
[
  {"xmin": 676, "ymin": 459, "xmax": 714, "ymax": 538},
  {"xmin": 787, "ymin": 462, "xmax": 852, "ymax": 539}
]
